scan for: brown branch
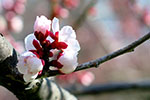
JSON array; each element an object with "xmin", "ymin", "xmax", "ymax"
[
  {"xmin": 66, "ymin": 80, "xmax": 150, "ymax": 96},
  {"xmin": 72, "ymin": 0, "xmax": 97, "ymax": 30},
  {"xmin": 75, "ymin": 32, "xmax": 150, "ymax": 71},
  {"xmin": 45, "ymin": 32, "xmax": 150, "ymax": 77}
]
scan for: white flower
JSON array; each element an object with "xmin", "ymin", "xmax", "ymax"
[
  {"xmin": 23, "ymin": 16, "xmax": 80, "ymax": 76},
  {"xmin": 17, "ymin": 51, "xmax": 43, "ymax": 82},
  {"xmin": 24, "ymin": 33, "xmax": 53, "ymax": 51},
  {"xmin": 51, "ymin": 17, "xmax": 80, "ymax": 52},
  {"xmin": 34, "ymin": 15, "xmax": 51, "ymax": 34},
  {"xmin": 24, "ymin": 33, "xmax": 37, "ymax": 50},
  {"xmin": 58, "ymin": 50, "xmax": 78, "ymax": 73},
  {"xmin": 50, "ymin": 17, "xmax": 80, "ymax": 73},
  {"xmin": 52, "ymin": 17, "xmax": 59, "ymax": 34}
]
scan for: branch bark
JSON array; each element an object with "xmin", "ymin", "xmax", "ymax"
[
  {"xmin": 45, "ymin": 32, "xmax": 150, "ymax": 77},
  {"xmin": 0, "ymin": 31, "xmax": 150, "ymax": 99}
]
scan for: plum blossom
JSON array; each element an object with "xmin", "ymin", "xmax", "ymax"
[
  {"xmin": 17, "ymin": 15, "xmax": 80, "ymax": 82},
  {"xmin": 49, "ymin": 17, "xmax": 80, "ymax": 73},
  {"xmin": 16, "ymin": 51, "xmax": 44, "ymax": 82},
  {"xmin": 58, "ymin": 50, "xmax": 78, "ymax": 73}
]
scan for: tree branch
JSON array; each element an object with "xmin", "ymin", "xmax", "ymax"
[
  {"xmin": 66, "ymin": 80, "xmax": 150, "ymax": 96},
  {"xmin": 0, "ymin": 33, "xmax": 77, "ymax": 100},
  {"xmin": 45, "ymin": 32, "xmax": 150, "ymax": 77},
  {"xmin": 38, "ymin": 78, "xmax": 77, "ymax": 100},
  {"xmin": 72, "ymin": 0, "xmax": 97, "ymax": 30},
  {"xmin": 75, "ymin": 32, "xmax": 150, "ymax": 71}
]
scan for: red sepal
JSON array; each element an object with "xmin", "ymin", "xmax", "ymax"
[
  {"xmin": 50, "ymin": 60, "xmax": 63, "ymax": 68},
  {"xmin": 50, "ymin": 41, "xmax": 57, "ymax": 49},
  {"xmin": 58, "ymin": 42, "xmax": 68, "ymax": 49},
  {"xmin": 58, "ymin": 70, "xmax": 66, "ymax": 75},
  {"xmin": 50, "ymin": 41, "xmax": 68, "ymax": 50},
  {"xmin": 41, "ymin": 59, "xmax": 45, "ymax": 66},
  {"xmin": 57, "ymin": 52, "xmax": 63, "ymax": 59},
  {"xmin": 55, "ymin": 32, "xmax": 59, "ymax": 41},
  {"xmin": 49, "ymin": 52, "xmax": 53, "ymax": 57},
  {"xmin": 49, "ymin": 31, "xmax": 56, "ymax": 40},
  {"xmin": 45, "ymin": 40, "xmax": 51, "ymax": 47},
  {"xmin": 34, "ymin": 31, "xmax": 48, "ymax": 42},
  {"xmin": 38, "ymin": 70, "xmax": 42, "ymax": 75},
  {"xmin": 33, "ymin": 39, "xmax": 42, "ymax": 50},
  {"xmin": 29, "ymin": 50, "xmax": 40, "ymax": 58}
]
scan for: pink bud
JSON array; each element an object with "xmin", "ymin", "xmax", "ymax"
[{"xmin": 34, "ymin": 15, "xmax": 51, "ymax": 35}]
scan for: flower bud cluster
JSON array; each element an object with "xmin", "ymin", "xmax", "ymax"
[{"xmin": 17, "ymin": 15, "xmax": 80, "ymax": 82}]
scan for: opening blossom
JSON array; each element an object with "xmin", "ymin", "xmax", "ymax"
[
  {"xmin": 16, "ymin": 51, "xmax": 44, "ymax": 82},
  {"xmin": 17, "ymin": 15, "xmax": 80, "ymax": 82}
]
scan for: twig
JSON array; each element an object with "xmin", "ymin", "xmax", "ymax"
[
  {"xmin": 75, "ymin": 32, "xmax": 150, "ymax": 71},
  {"xmin": 72, "ymin": 0, "xmax": 97, "ymax": 30},
  {"xmin": 66, "ymin": 80, "xmax": 150, "ymax": 96},
  {"xmin": 46, "ymin": 32, "xmax": 150, "ymax": 77}
]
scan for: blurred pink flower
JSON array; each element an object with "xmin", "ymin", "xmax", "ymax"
[
  {"xmin": 143, "ymin": 9, "xmax": 150, "ymax": 26},
  {"xmin": 78, "ymin": 71, "xmax": 95, "ymax": 86},
  {"xmin": 10, "ymin": 16, "xmax": 23, "ymax": 33},
  {"xmin": 2, "ymin": 0, "xmax": 14, "ymax": 10},
  {"xmin": 59, "ymin": 8, "xmax": 69, "ymax": 18},
  {"xmin": 64, "ymin": 0, "xmax": 80, "ymax": 9},
  {"xmin": 88, "ymin": 7, "xmax": 97, "ymax": 16}
]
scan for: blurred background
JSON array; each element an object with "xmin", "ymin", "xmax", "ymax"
[{"xmin": 0, "ymin": 0, "xmax": 150, "ymax": 100}]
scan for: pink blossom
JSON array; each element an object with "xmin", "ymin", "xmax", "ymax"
[{"xmin": 34, "ymin": 15, "xmax": 51, "ymax": 34}]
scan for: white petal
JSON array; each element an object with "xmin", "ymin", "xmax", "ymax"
[
  {"xmin": 23, "ymin": 73, "xmax": 38, "ymax": 82},
  {"xmin": 59, "ymin": 26, "xmax": 76, "ymax": 41},
  {"xmin": 27, "ymin": 57, "xmax": 43, "ymax": 73},
  {"xmin": 21, "ymin": 51, "xmax": 36, "ymax": 57},
  {"xmin": 47, "ymin": 36, "xmax": 54, "ymax": 43},
  {"xmin": 52, "ymin": 17, "xmax": 59, "ymax": 33},
  {"xmin": 17, "ymin": 51, "xmax": 36, "ymax": 74},
  {"xmin": 58, "ymin": 52, "xmax": 78, "ymax": 73},
  {"xmin": 49, "ymin": 66, "xmax": 58, "ymax": 70},
  {"xmin": 67, "ymin": 39, "xmax": 80, "ymax": 52},
  {"xmin": 24, "ymin": 33, "xmax": 36, "ymax": 50},
  {"xmin": 16, "ymin": 58, "xmax": 27, "ymax": 74},
  {"xmin": 50, "ymin": 49, "xmax": 60, "ymax": 61}
]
